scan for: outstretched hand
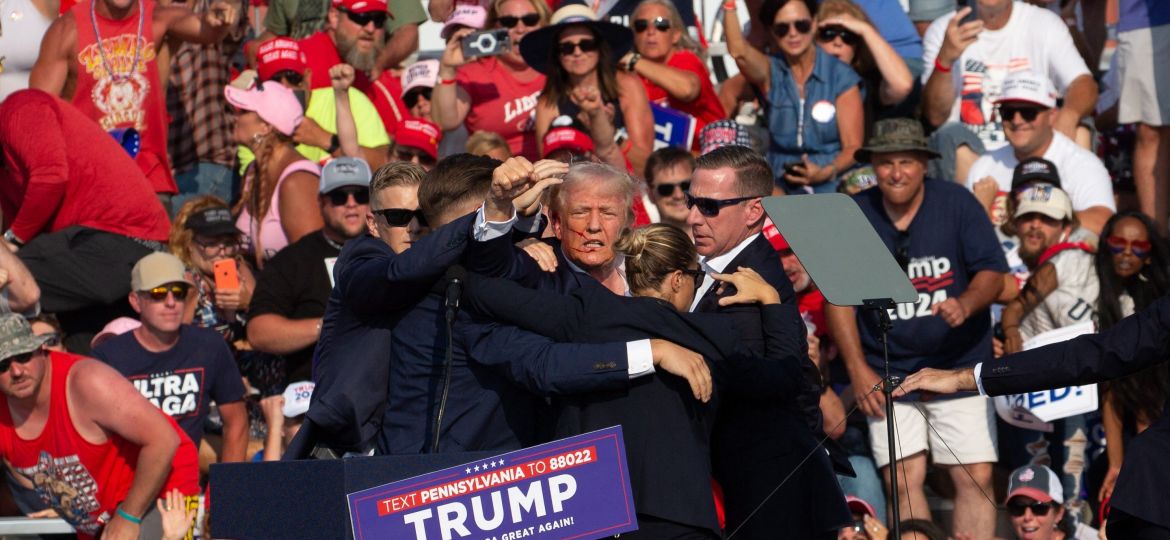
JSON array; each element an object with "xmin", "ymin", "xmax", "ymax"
[{"xmin": 894, "ymin": 367, "xmax": 978, "ymax": 399}]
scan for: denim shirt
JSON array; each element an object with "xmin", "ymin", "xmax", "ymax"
[{"xmin": 765, "ymin": 47, "xmax": 860, "ymax": 193}]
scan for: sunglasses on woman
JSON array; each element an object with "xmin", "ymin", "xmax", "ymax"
[
  {"xmin": 269, "ymin": 70, "xmax": 304, "ymax": 86},
  {"xmin": 817, "ymin": 25, "xmax": 859, "ymax": 46},
  {"xmin": 998, "ymin": 104, "xmax": 1045, "ymax": 123},
  {"xmin": 771, "ymin": 19, "xmax": 813, "ymax": 37},
  {"xmin": 0, "ymin": 350, "xmax": 36, "ymax": 375},
  {"xmin": 655, "ymin": 181, "xmax": 690, "ymax": 197},
  {"xmin": 498, "ymin": 13, "xmax": 540, "ymax": 28},
  {"xmin": 680, "ymin": 268, "xmax": 707, "ymax": 290},
  {"xmin": 634, "ymin": 17, "xmax": 671, "ymax": 33},
  {"xmin": 403, "ymin": 88, "xmax": 432, "ymax": 109},
  {"xmin": 1006, "ymin": 501, "xmax": 1056, "ymax": 517},
  {"xmin": 684, "ymin": 193, "xmax": 756, "ymax": 217},
  {"xmin": 143, "ymin": 283, "xmax": 192, "ymax": 301},
  {"xmin": 1105, "ymin": 236, "xmax": 1152, "ymax": 258},
  {"xmin": 326, "ymin": 187, "xmax": 371, "ymax": 206},
  {"xmin": 340, "ymin": 8, "xmax": 388, "ymax": 28},
  {"xmin": 374, "ymin": 208, "xmax": 429, "ymax": 227},
  {"xmin": 558, "ymin": 38, "xmax": 599, "ymax": 56}
]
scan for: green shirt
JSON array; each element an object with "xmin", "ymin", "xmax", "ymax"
[{"xmin": 264, "ymin": 0, "xmax": 426, "ymax": 38}]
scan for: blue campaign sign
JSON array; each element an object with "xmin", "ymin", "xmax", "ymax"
[
  {"xmin": 651, "ymin": 103, "xmax": 696, "ymax": 150},
  {"xmin": 348, "ymin": 426, "xmax": 637, "ymax": 540}
]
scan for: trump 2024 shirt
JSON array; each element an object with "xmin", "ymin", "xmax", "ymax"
[
  {"xmin": 93, "ymin": 325, "xmax": 246, "ymax": 445},
  {"xmin": 852, "ymin": 178, "xmax": 1009, "ymax": 382}
]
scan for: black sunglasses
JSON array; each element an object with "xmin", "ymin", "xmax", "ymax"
[
  {"xmin": 894, "ymin": 230, "xmax": 911, "ymax": 270},
  {"xmin": 403, "ymin": 88, "xmax": 432, "ymax": 109},
  {"xmin": 394, "ymin": 146, "xmax": 437, "ymax": 166},
  {"xmin": 999, "ymin": 105, "xmax": 1045, "ymax": 123},
  {"xmin": 270, "ymin": 69, "xmax": 304, "ymax": 86},
  {"xmin": 684, "ymin": 193, "xmax": 757, "ymax": 217},
  {"xmin": 340, "ymin": 8, "xmax": 388, "ymax": 28},
  {"xmin": 558, "ymin": 38, "xmax": 599, "ymax": 56},
  {"xmin": 1007, "ymin": 501, "xmax": 1056, "ymax": 517},
  {"xmin": 680, "ymin": 268, "xmax": 706, "ymax": 289},
  {"xmin": 0, "ymin": 351, "xmax": 36, "ymax": 375},
  {"xmin": 655, "ymin": 181, "xmax": 690, "ymax": 197},
  {"xmin": 143, "ymin": 283, "xmax": 191, "ymax": 301},
  {"xmin": 634, "ymin": 17, "xmax": 671, "ymax": 33},
  {"xmin": 326, "ymin": 187, "xmax": 371, "ymax": 206},
  {"xmin": 817, "ymin": 25, "xmax": 859, "ymax": 45},
  {"xmin": 40, "ymin": 333, "xmax": 61, "ymax": 348},
  {"xmin": 375, "ymin": 208, "xmax": 428, "ymax": 227},
  {"xmin": 772, "ymin": 19, "xmax": 812, "ymax": 37},
  {"xmin": 498, "ymin": 13, "xmax": 540, "ymax": 28}
]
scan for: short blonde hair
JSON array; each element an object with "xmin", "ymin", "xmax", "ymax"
[
  {"xmin": 466, "ymin": 131, "xmax": 512, "ymax": 158},
  {"xmin": 169, "ymin": 196, "xmax": 234, "ymax": 268}
]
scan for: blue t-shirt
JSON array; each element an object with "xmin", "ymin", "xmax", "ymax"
[
  {"xmin": 853, "ymin": 0, "xmax": 924, "ymax": 60},
  {"xmin": 93, "ymin": 325, "xmax": 246, "ymax": 446},
  {"xmin": 1119, "ymin": 0, "xmax": 1170, "ymax": 32},
  {"xmin": 852, "ymin": 179, "xmax": 1008, "ymax": 383}
]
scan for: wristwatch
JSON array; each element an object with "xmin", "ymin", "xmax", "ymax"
[
  {"xmin": 625, "ymin": 53, "xmax": 641, "ymax": 72},
  {"xmin": 3, "ymin": 229, "xmax": 23, "ymax": 247},
  {"xmin": 326, "ymin": 134, "xmax": 341, "ymax": 154}
]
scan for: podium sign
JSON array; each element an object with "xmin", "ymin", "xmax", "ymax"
[
  {"xmin": 651, "ymin": 103, "xmax": 696, "ymax": 150},
  {"xmin": 347, "ymin": 426, "xmax": 637, "ymax": 540},
  {"xmin": 994, "ymin": 322, "xmax": 1099, "ymax": 430}
]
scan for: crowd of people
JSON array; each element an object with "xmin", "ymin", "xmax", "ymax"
[{"xmin": 0, "ymin": 0, "xmax": 1167, "ymax": 537}]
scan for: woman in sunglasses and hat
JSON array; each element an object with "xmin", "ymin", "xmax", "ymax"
[
  {"xmin": 522, "ymin": 4, "xmax": 655, "ymax": 177},
  {"xmin": 724, "ymin": 0, "xmax": 863, "ymax": 194}
]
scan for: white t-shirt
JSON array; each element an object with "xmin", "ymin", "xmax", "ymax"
[
  {"xmin": 965, "ymin": 131, "xmax": 1115, "ymax": 226},
  {"xmin": 1020, "ymin": 248, "xmax": 1099, "ymax": 339},
  {"xmin": 921, "ymin": 2, "xmax": 1091, "ymax": 150}
]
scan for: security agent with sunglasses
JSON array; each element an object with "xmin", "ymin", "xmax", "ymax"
[
  {"xmin": 0, "ymin": 313, "xmax": 202, "ymax": 539},
  {"xmin": 965, "ymin": 71, "xmax": 1115, "ymax": 235},
  {"xmin": 826, "ymin": 118, "xmax": 1008, "ymax": 539},
  {"xmin": 247, "ymin": 157, "xmax": 373, "ymax": 385},
  {"xmin": 92, "ymin": 252, "xmax": 249, "ymax": 465}
]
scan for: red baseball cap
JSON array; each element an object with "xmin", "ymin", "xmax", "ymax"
[
  {"xmin": 542, "ymin": 126, "xmax": 594, "ymax": 157},
  {"xmin": 394, "ymin": 119, "xmax": 442, "ymax": 159},
  {"xmin": 333, "ymin": 0, "xmax": 388, "ymax": 14},
  {"xmin": 256, "ymin": 37, "xmax": 307, "ymax": 82},
  {"xmin": 762, "ymin": 218, "xmax": 790, "ymax": 251}
]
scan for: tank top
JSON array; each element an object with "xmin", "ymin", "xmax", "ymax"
[
  {"xmin": 0, "ymin": 0, "xmax": 54, "ymax": 102},
  {"xmin": 70, "ymin": 0, "xmax": 177, "ymax": 194},
  {"xmin": 236, "ymin": 158, "xmax": 321, "ymax": 263},
  {"xmin": 0, "ymin": 352, "xmax": 199, "ymax": 538}
]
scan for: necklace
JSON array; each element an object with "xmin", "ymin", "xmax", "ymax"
[{"xmin": 89, "ymin": 0, "xmax": 144, "ymax": 82}]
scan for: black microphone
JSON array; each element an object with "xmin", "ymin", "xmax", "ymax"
[{"xmin": 444, "ymin": 265, "xmax": 466, "ymax": 324}]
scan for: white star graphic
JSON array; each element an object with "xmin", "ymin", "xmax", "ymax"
[
  {"xmin": 474, "ymin": 465, "xmax": 480, "ymax": 472},
  {"xmin": 465, "ymin": 467, "xmax": 471, "ymax": 474}
]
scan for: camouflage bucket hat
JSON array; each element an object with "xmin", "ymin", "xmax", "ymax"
[
  {"xmin": 0, "ymin": 314, "xmax": 50, "ymax": 361},
  {"xmin": 855, "ymin": 118, "xmax": 942, "ymax": 163}
]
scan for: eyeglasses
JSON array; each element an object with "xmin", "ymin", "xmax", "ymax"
[
  {"xmin": 270, "ymin": 70, "xmax": 304, "ymax": 86},
  {"xmin": 634, "ymin": 17, "xmax": 671, "ymax": 33},
  {"xmin": 1106, "ymin": 236, "xmax": 1152, "ymax": 258},
  {"xmin": 771, "ymin": 19, "xmax": 813, "ymax": 37},
  {"xmin": 684, "ymin": 193, "xmax": 757, "ymax": 217},
  {"xmin": 1007, "ymin": 501, "xmax": 1056, "ymax": 517},
  {"xmin": 394, "ymin": 146, "xmax": 437, "ymax": 166},
  {"xmin": 680, "ymin": 268, "xmax": 706, "ymax": 289},
  {"xmin": 558, "ymin": 38, "xmax": 599, "ymax": 56},
  {"xmin": 817, "ymin": 25, "xmax": 859, "ymax": 46},
  {"xmin": 998, "ymin": 105, "xmax": 1046, "ymax": 123},
  {"xmin": 193, "ymin": 237, "xmax": 240, "ymax": 255},
  {"xmin": 340, "ymin": 8, "xmax": 388, "ymax": 28},
  {"xmin": 374, "ymin": 208, "xmax": 429, "ymax": 227},
  {"xmin": 498, "ymin": 13, "xmax": 540, "ymax": 28},
  {"xmin": 325, "ymin": 187, "xmax": 371, "ymax": 206},
  {"xmin": 403, "ymin": 88, "xmax": 432, "ymax": 109},
  {"xmin": 143, "ymin": 283, "xmax": 192, "ymax": 301},
  {"xmin": 655, "ymin": 181, "xmax": 690, "ymax": 197},
  {"xmin": 0, "ymin": 351, "xmax": 36, "ymax": 375},
  {"xmin": 894, "ymin": 230, "xmax": 911, "ymax": 269}
]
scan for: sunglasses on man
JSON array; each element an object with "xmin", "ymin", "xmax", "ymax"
[
  {"xmin": 143, "ymin": 283, "xmax": 192, "ymax": 302},
  {"xmin": 0, "ymin": 350, "xmax": 36, "ymax": 375},
  {"xmin": 634, "ymin": 17, "xmax": 671, "ymax": 33},
  {"xmin": 998, "ymin": 104, "xmax": 1046, "ymax": 123},
  {"xmin": 394, "ymin": 146, "xmax": 437, "ymax": 166},
  {"xmin": 340, "ymin": 8, "xmax": 388, "ymax": 28},
  {"xmin": 771, "ymin": 19, "xmax": 812, "ymax": 37},
  {"xmin": 558, "ymin": 38, "xmax": 599, "ymax": 56},
  {"xmin": 498, "ymin": 13, "xmax": 540, "ymax": 28},
  {"xmin": 403, "ymin": 88, "xmax": 433, "ymax": 109},
  {"xmin": 374, "ymin": 208, "xmax": 429, "ymax": 228},
  {"xmin": 655, "ymin": 181, "xmax": 690, "ymax": 197},
  {"xmin": 269, "ymin": 69, "xmax": 304, "ymax": 86},
  {"xmin": 326, "ymin": 187, "xmax": 371, "ymax": 206},
  {"xmin": 684, "ymin": 193, "xmax": 756, "ymax": 217},
  {"xmin": 817, "ymin": 25, "xmax": 859, "ymax": 46}
]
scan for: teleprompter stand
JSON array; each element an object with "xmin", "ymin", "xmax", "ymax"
[{"xmin": 763, "ymin": 194, "xmax": 916, "ymax": 535}]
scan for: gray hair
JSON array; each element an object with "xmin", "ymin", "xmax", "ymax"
[
  {"xmin": 550, "ymin": 162, "xmax": 638, "ymax": 226},
  {"xmin": 632, "ymin": 0, "xmax": 704, "ymax": 60}
]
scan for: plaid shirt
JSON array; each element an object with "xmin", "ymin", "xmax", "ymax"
[{"xmin": 167, "ymin": 0, "xmax": 247, "ymax": 172}]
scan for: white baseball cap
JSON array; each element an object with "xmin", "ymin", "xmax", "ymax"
[
  {"xmin": 1015, "ymin": 183, "xmax": 1073, "ymax": 222},
  {"xmin": 995, "ymin": 71, "xmax": 1057, "ymax": 109}
]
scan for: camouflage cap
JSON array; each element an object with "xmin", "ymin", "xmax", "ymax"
[{"xmin": 0, "ymin": 314, "xmax": 50, "ymax": 362}]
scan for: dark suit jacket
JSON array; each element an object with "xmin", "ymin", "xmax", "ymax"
[
  {"xmin": 695, "ymin": 234, "xmax": 850, "ymax": 538},
  {"xmin": 981, "ymin": 293, "xmax": 1170, "ymax": 529}
]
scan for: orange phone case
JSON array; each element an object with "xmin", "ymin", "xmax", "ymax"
[{"xmin": 214, "ymin": 259, "xmax": 240, "ymax": 290}]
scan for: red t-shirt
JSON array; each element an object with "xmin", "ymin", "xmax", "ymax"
[
  {"xmin": 456, "ymin": 57, "xmax": 545, "ymax": 160},
  {"xmin": 0, "ymin": 90, "xmax": 170, "ymax": 242},
  {"xmin": 0, "ymin": 352, "xmax": 199, "ymax": 539},
  {"xmin": 298, "ymin": 32, "xmax": 373, "ymax": 95},
  {"xmin": 641, "ymin": 50, "xmax": 726, "ymax": 148}
]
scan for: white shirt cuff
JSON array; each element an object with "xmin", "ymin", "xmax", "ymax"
[
  {"xmin": 472, "ymin": 205, "xmax": 517, "ymax": 242},
  {"xmin": 515, "ymin": 205, "xmax": 543, "ymax": 235},
  {"xmin": 626, "ymin": 339, "xmax": 655, "ymax": 378},
  {"xmin": 973, "ymin": 363, "xmax": 987, "ymax": 396}
]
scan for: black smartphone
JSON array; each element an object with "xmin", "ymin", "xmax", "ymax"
[
  {"xmin": 957, "ymin": 0, "xmax": 978, "ymax": 25},
  {"xmin": 783, "ymin": 161, "xmax": 803, "ymax": 177},
  {"xmin": 461, "ymin": 29, "xmax": 512, "ymax": 60}
]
